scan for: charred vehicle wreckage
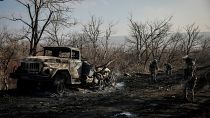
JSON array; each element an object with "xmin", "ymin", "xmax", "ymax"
[{"xmin": 10, "ymin": 47, "xmax": 115, "ymax": 93}]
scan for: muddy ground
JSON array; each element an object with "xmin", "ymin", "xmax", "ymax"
[{"xmin": 0, "ymin": 70, "xmax": 210, "ymax": 118}]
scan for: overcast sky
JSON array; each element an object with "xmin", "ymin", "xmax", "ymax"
[{"xmin": 0, "ymin": 0, "xmax": 210, "ymax": 36}]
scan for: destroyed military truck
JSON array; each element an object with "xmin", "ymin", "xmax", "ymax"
[{"xmin": 10, "ymin": 47, "xmax": 115, "ymax": 93}]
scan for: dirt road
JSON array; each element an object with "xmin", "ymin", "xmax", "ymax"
[{"xmin": 0, "ymin": 73, "xmax": 210, "ymax": 118}]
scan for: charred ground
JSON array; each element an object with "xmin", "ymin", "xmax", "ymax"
[{"xmin": 0, "ymin": 68, "xmax": 210, "ymax": 118}]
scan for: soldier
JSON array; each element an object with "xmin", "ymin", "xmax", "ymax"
[
  {"xmin": 149, "ymin": 59, "xmax": 158, "ymax": 82},
  {"xmin": 183, "ymin": 55, "xmax": 196, "ymax": 80},
  {"xmin": 164, "ymin": 63, "xmax": 172, "ymax": 76},
  {"xmin": 182, "ymin": 55, "xmax": 197, "ymax": 102},
  {"xmin": 185, "ymin": 75, "xmax": 197, "ymax": 102}
]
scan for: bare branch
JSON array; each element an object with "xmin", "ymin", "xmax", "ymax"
[{"xmin": 1, "ymin": 17, "xmax": 32, "ymax": 28}]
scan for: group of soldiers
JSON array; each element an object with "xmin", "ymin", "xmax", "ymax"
[
  {"xmin": 149, "ymin": 55, "xmax": 196, "ymax": 81},
  {"xmin": 149, "ymin": 55, "xmax": 197, "ymax": 101},
  {"xmin": 149, "ymin": 59, "xmax": 172, "ymax": 82}
]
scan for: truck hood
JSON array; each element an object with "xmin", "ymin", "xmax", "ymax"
[
  {"xmin": 22, "ymin": 56, "xmax": 69, "ymax": 69},
  {"xmin": 22, "ymin": 56, "xmax": 67, "ymax": 63}
]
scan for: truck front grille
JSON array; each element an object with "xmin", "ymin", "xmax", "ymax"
[{"xmin": 21, "ymin": 62, "xmax": 40, "ymax": 73}]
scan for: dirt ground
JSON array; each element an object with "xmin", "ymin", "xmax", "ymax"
[{"xmin": 0, "ymin": 70, "xmax": 210, "ymax": 118}]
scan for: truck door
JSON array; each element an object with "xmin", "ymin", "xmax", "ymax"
[{"xmin": 69, "ymin": 50, "xmax": 82, "ymax": 80}]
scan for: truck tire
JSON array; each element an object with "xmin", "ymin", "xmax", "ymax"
[
  {"xmin": 16, "ymin": 79, "xmax": 24, "ymax": 92},
  {"xmin": 16, "ymin": 79, "xmax": 35, "ymax": 93},
  {"xmin": 53, "ymin": 71, "xmax": 70, "ymax": 94},
  {"xmin": 53, "ymin": 74, "xmax": 65, "ymax": 94}
]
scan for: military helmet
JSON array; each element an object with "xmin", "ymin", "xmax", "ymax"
[
  {"xmin": 153, "ymin": 59, "xmax": 158, "ymax": 62},
  {"xmin": 182, "ymin": 55, "xmax": 189, "ymax": 59}
]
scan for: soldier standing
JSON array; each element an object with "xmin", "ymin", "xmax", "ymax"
[
  {"xmin": 182, "ymin": 55, "xmax": 197, "ymax": 101},
  {"xmin": 149, "ymin": 59, "xmax": 158, "ymax": 82},
  {"xmin": 164, "ymin": 63, "xmax": 172, "ymax": 76},
  {"xmin": 183, "ymin": 55, "xmax": 196, "ymax": 80}
]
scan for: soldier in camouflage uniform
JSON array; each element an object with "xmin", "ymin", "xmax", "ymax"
[
  {"xmin": 164, "ymin": 63, "xmax": 172, "ymax": 76},
  {"xmin": 182, "ymin": 55, "xmax": 197, "ymax": 102},
  {"xmin": 149, "ymin": 59, "xmax": 158, "ymax": 82},
  {"xmin": 183, "ymin": 55, "xmax": 196, "ymax": 80}
]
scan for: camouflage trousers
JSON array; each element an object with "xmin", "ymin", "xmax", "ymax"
[
  {"xmin": 184, "ymin": 68, "xmax": 194, "ymax": 80},
  {"xmin": 165, "ymin": 70, "xmax": 172, "ymax": 76},
  {"xmin": 150, "ymin": 70, "xmax": 157, "ymax": 81}
]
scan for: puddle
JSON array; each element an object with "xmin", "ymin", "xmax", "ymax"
[
  {"xmin": 76, "ymin": 82, "xmax": 125, "ymax": 94},
  {"xmin": 113, "ymin": 111, "xmax": 137, "ymax": 118},
  {"xmin": 115, "ymin": 82, "xmax": 125, "ymax": 89},
  {"xmin": 149, "ymin": 103, "xmax": 158, "ymax": 107}
]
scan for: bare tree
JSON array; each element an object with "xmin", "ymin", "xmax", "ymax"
[
  {"xmin": 127, "ymin": 17, "xmax": 145, "ymax": 61},
  {"xmin": 127, "ymin": 17, "xmax": 172, "ymax": 70},
  {"xmin": 100, "ymin": 23, "xmax": 115, "ymax": 60},
  {"xmin": 200, "ymin": 38, "xmax": 210, "ymax": 52},
  {"xmin": 182, "ymin": 23, "xmax": 202, "ymax": 55},
  {"xmin": 2, "ymin": 0, "xmax": 77, "ymax": 56},
  {"xmin": 83, "ymin": 16, "xmax": 103, "ymax": 64},
  {"xmin": 67, "ymin": 33, "xmax": 88, "ymax": 50},
  {"xmin": 46, "ymin": 9, "xmax": 77, "ymax": 46},
  {"xmin": 0, "ymin": 27, "xmax": 25, "ymax": 75},
  {"xmin": 45, "ymin": 12, "xmax": 67, "ymax": 46},
  {"xmin": 198, "ymin": 37, "xmax": 210, "ymax": 64}
]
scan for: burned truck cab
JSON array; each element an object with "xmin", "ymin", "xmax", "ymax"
[{"xmin": 43, "ymin": 47, "xmax": 82, "ymax": 82}]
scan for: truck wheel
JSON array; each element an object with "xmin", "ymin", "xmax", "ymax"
[
  {"xmin": 56, "ymin": 80, "xmax": 65, "ymax": 94},
  {"xmin": 17, "ymin": 79, "xmax": 24, "ymax": 91},
  {"xmin": 53, "ymin": 74, "xmax": 66, "ymax": 94},
  {"xmin": 17, "ymin": 79, "xmax": 37, "ymax": 92},
  {"xmin": 17, "ymin": 79, "xmax": 33, "ymax": 93}
]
